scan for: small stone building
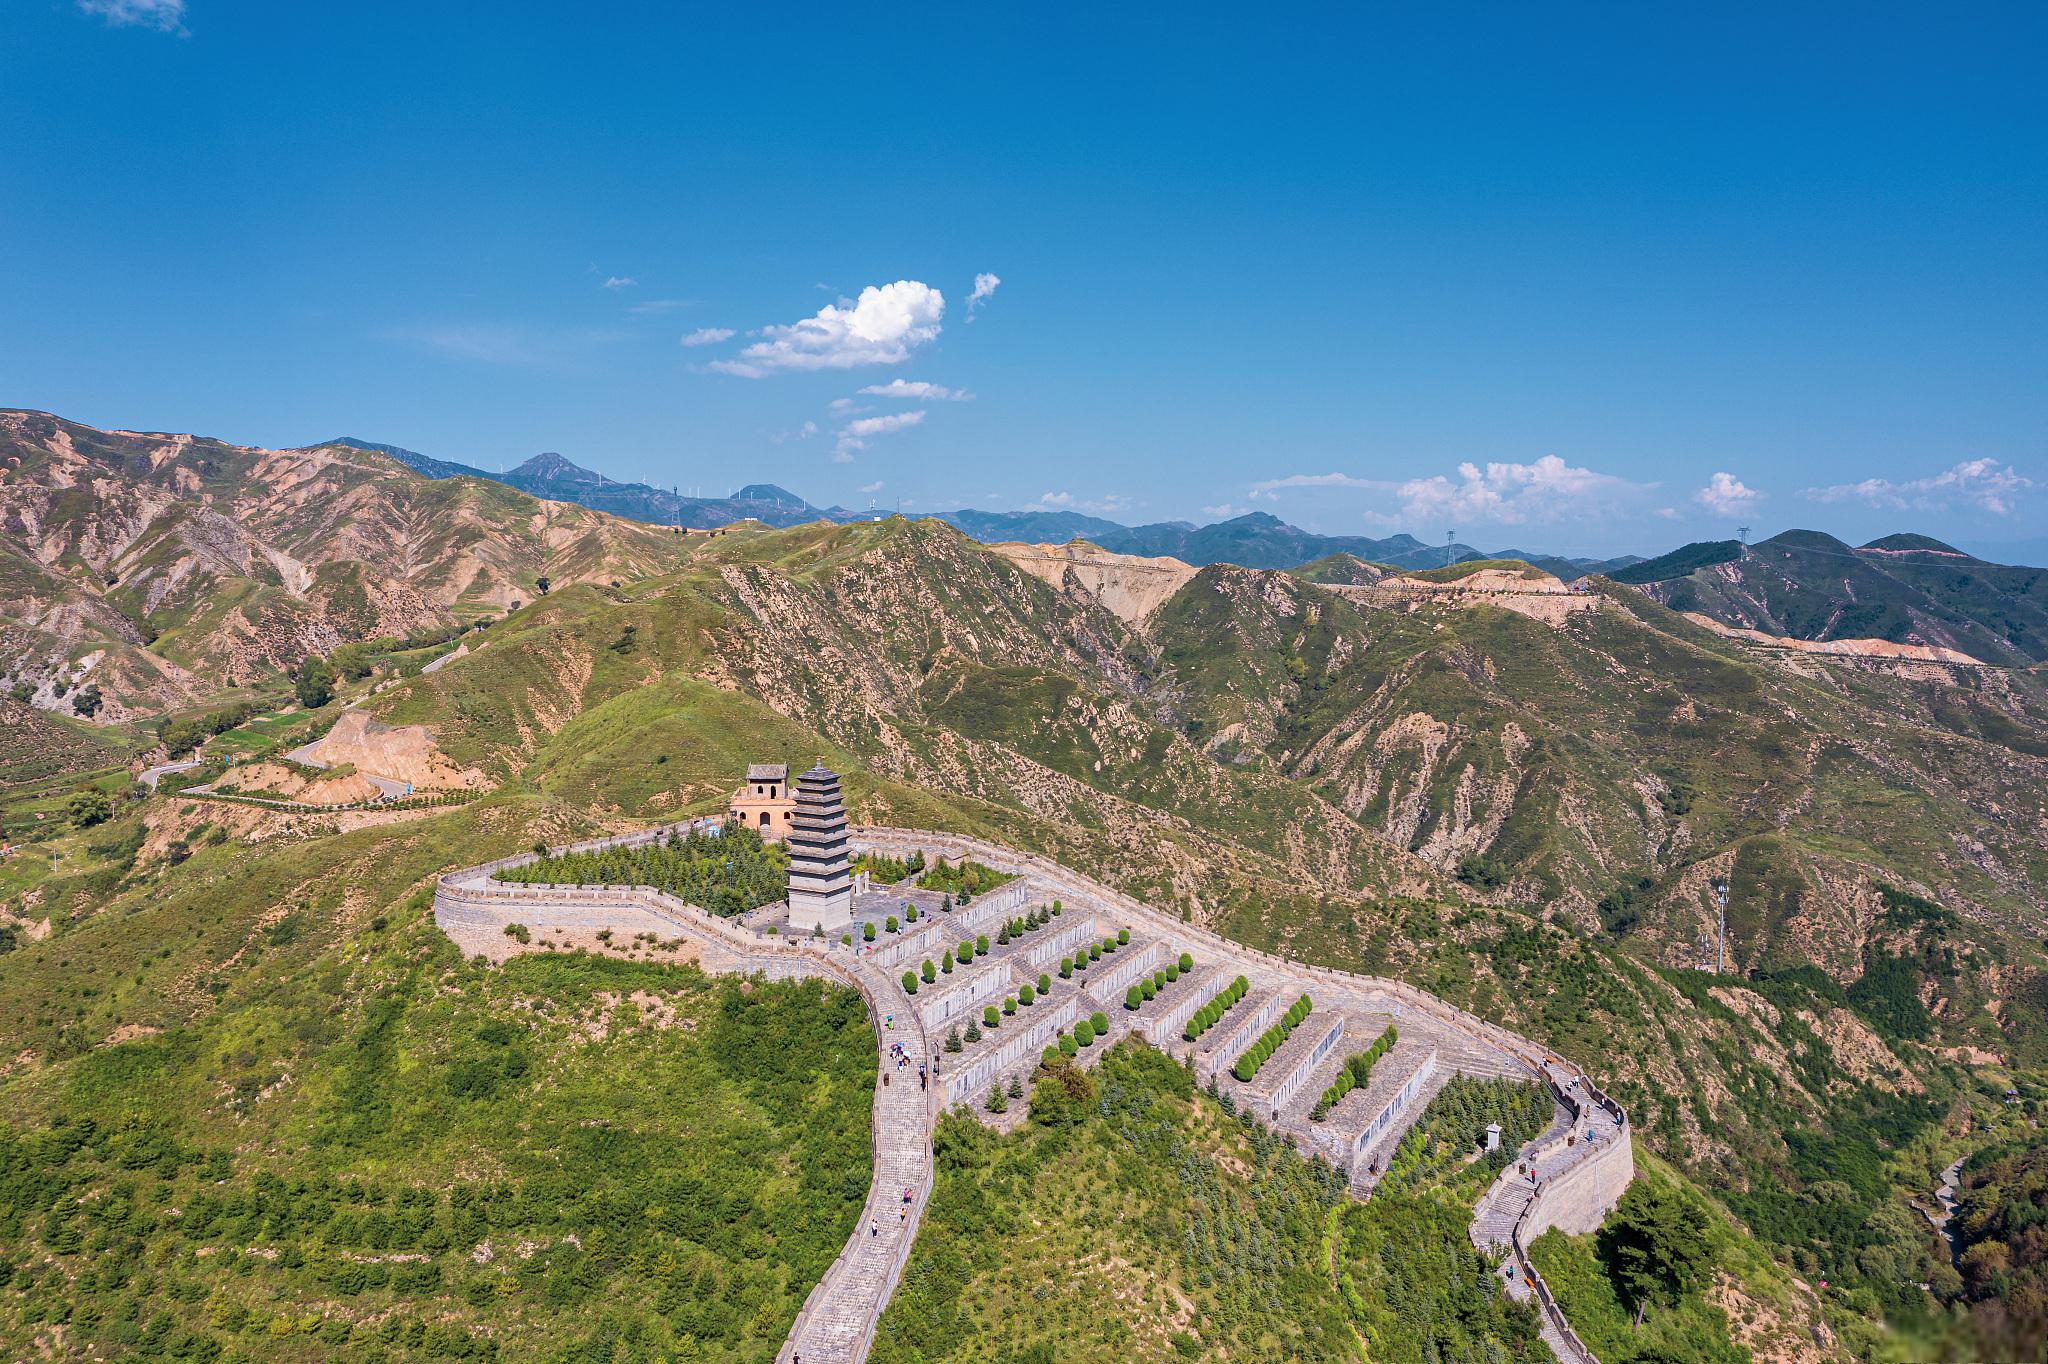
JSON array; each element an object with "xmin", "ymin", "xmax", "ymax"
[{"xmin": 729, "ymin": 763, "xmax": 795, "ymax": 837}]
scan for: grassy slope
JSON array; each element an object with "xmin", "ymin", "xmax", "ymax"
[
  {"xmin": 872, "ymin": 1043, "xmax": 1357, "ymax": 1364},
  {"xmin": 0, "ymin": 800, "xmax": 874, "ymax": 1363}
]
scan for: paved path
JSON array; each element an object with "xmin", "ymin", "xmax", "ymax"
[
  {"xmin": 139, "ymin": 758, "xmax": 201, "ymax": 789},
  {"xmin": 284, "ymin": 736, "xmax": 410, "ymax": 800},
  {"xmin": 779, "ymin": 962, "xmax": 935, "ymax": 1363}
]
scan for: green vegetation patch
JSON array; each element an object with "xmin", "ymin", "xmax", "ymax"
[
  {"xmin": 495, "ymin": 822, "xmax": 788, "ymax": 917},
  {"xmin": 872, "ymin": 1042, "xmax": 1354, "ymax": 1363}
]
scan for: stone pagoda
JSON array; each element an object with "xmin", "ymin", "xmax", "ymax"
[{"xmin": 785, "ymin": 761, "xmax": 853, "ymax": 932}]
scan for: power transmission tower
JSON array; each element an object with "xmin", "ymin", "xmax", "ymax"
[
  {"xmin": 1445, "ymin": 529, "xmax": 1455, "ymax": 569},
  {"xmin": 1737, "ymin": 525, "xmax": 1750, "ymax": 547},
  {"xmin": 1713, "ymin": 879, "xmax": 1729, "ymax": 975}
]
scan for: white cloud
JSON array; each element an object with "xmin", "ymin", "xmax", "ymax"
[
  {"xmin": 966, "ymin": 272, "xmax": 1001, "ymax": 320},
  {"xmin": 1248, "ymin": 472, "xmax": 1377, "ymax": 501},
  {"xmin": 601, "ymin": 276, "xmax": 637, "ymax": 291},
  {"xmin": 1028, "ymin": 490, "xmax": 1132, "ymax": 516},
  {"xmin": 680, "ymin": 327, "xmax": 735, "ymax": 347},
  {"xmin": 859, "ymin": 480, "xmax": 885, "ymax": 494},
  {"xmin": 1201, "ymin": 503, "xmax": 1250, "ymax": 520},
  {"xmin": 859, "ymin": 379, "xmax": 972, "ymax": 402},
  {"xmin": 800, "ymin": 421, "xmax": 819, "ymax": 439},
  {"xmin": 628, "ymin": 298, "xmax": 693, "ymax": 316},
  {"xmin": 1388, "ymin": 457, "xmax": 1648, "ymax": 528},
  {"xmin": 78, "ymin": 0, "xmax": 183, "ymax": 30},
  {"xmin": 828, "ymin": 397, "xmax": 861, "ymax": 413},
  {"xmin": 1694, "ymin": 471, "xmax": 1763, "ymax": 518},
  {"xmin": 711, "ymin": 280, "xmax": 945, "ymax": 377},
  {"xmin": 833, "ymin": 409, "xmax": 926, "ymax": 461},
  {"xmin": 1804, "ymin": 459, "xmax": 2035, "ymax": 516}
]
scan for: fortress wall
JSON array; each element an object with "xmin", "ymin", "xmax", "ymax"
[
  {"xmin": 1522, "ymin": 1117, "xmax": 1635, "ymax": 1239},
  {"xmin": 938, "ymin": 998, "xmax": 1079, "ymax": 1107}
]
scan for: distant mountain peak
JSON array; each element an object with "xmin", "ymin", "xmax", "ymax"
[
  {"xmin": 732, "ymin": 484, "xmax": 811, "ymax": 509},
  {"xmin": 513, "ymin": 451, "xmax": 597, "ymax": 482}
]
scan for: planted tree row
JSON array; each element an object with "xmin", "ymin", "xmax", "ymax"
[
  {"xmin": 1123, "ymin": 959, "xmax": 1190, "ymax": 1010},
  {"xmin": 1232, "ymin": 995, "xmax": 1313, "ymax": 1083},
  {"xmin": 494, "ymin": 824, "xmax": 787, "ymax": 917},
  {"xmin": 1310, "ymin": 1025, "xmax": 1399, "ymax": 1120},
  {"xmin": 1184, "ymin": 975, "xmax": 1251, "ymax": 1042}
]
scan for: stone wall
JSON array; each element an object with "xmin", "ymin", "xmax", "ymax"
[
  {"xmin": 937, "ymin": 998, "xmax": 1079, "ymax": 1108},
  {"xmin": 1087, "ymin": 942, "xmax": 1162, "ymax": 1001},
  {"xmin": 917, "ymin": 961, "xmax": 1011, "ymax": 1030},
  {"xmin": 1521, "ymin": 1100, "xmax": 1634, "ymax": 1239},
  {"xmin": 1199, "ymin": 993, "xmax": 1282, "ymax": 1082},
  {"xmin": 1024, "ymin": 919, "xmax": 1099, "ymax": 970},
  {"xmin": 1138, "ymin": 968, "xmax": 1232, "ymax": 1047}
]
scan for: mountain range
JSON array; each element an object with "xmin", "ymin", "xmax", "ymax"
[
  {"xmin": 4, "ymin": 408, "xmax": 2046, "ymax": 1362},
  {"xmin": 327, "ymin": 436, "xmax": 1642, "ymax": 575}
]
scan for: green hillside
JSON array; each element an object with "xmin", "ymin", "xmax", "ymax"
[
  {"xmin": 3, "ymin": 505, "xmax": 2046, "ymax": 1361},
  {"xmin": 1622, "ymin": 529, "xmax": 2048, "ymax": 664}
]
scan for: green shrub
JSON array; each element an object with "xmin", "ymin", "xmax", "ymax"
[
  {"xmin": 1102, "ymin": 936, "xmax": 1117, "ymax": 955},
  {"xmin": 1037, "ymin": 973, "xmax": 1051, "ymax": 993},
  {"xmin": 964, "ymin": 1019, "xmax": 982, "ymax": 1043},
  {"xmin": 1178, "ymin": 952, "xmax": 1193, "ymax": 972},
  {"xmin": 1059, "ymin": 957, "xmax": 1073, "ymax": 978},
  {"xmin": 922, "ymin": 959, "xmax": 937, "ymax": 983},
  {"xmin": 902, "ymin": 972, "xmax": 919, "ymax": 994},
  {"xmin": 997, "ymin": 926, "xmax": 1010, "ymax": 945},
  {"xmin": 1075, "ymin": 1020, "xmax": 1095, "ymax": 1046},
  {"xmin": 886, "ymin": 915, "xmax": 899, "ymax": 933},
  {"xmin": 1117, "ymin": 927, "xmax": 1130, "ymax": 945},
  {"xmin": 905, "ymin": 905, "xmax": 918, "ymax": 922},
  {"xmin": 1018, "ymin": 984, "xmax": 1035, "ymax": 1005},
  {"xmin": 1089, "ymin": 943, "xmax": 1101, "ymax": 961},
  {"xmin": 945, "ymin": 1027, "xmax": 963, "ymax": 1053},
  {"xmin": 1090, "ymin": 1011, "xmax": 1109, "ymax": 1033},
  {"xmin": 1003, "ymin": 996, "xmax": 1017, "ymax": 1016},
  {"xmin": 976, "ymin": 935, "xmax": 989, "ymax": 954},
  {"xmin": 984, "ymin": 1005, "xmax": 1000, "ymax": 1028},
  {"xmin": 1126, "ymin": 986, "xmax": 1143, "ymax": 1010},
  {"xmin": 1043, "ymin": 1046, "xmax": 1061, "ymax": 1067},
  {"xmin": 1142, "ymin": 979, "xmax": 1157, "ymax": 1001},
  {"xmin": 863, "ymin": 922, "xmax": 877, "ymax": 942},
  {"xmin": 987, "ymin": 1084, "xmax": 1007, "ymax": 1114},
  {"xmin": 1059, "ymin": 1034, "xmax": 1079, "ymax": 1057},
  {"xmin": 943, "ymin": 949, "xmax": 955, "ymax": 973},
  {"xmin": 1165, "ymin": 963, "xmax": 1180, "ymax": 983},
  {"xmin": 958, "ymin": 940, "xmax": 974, "ymax": 963},
  {"xmin": 842, "ymin": 934, "xmax": 853, "ymax": 946},
  {"xmin": 1051, "ymin": 900, "xmax": 1062, "ymax": 915}
]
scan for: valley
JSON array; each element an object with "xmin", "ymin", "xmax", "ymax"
[{"xmin": 1, "ymin": 417, "xmax": 2044, "ymax": 1363}]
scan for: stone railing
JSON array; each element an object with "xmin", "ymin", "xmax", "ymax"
[{"xmin": 1198, "ymin": 991, "xmax": 1283, "ymax": 1082}]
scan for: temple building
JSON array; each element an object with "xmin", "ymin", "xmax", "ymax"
[
  {"xmin": 729, "ymin": 763, "xmax": 795, "ymax": 837},
  {"xmin": 785, "ymin": 762, "xmax": 853, "ymax": 932}
]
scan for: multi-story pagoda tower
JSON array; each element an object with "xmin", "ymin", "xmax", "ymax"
[{"xmin": 785, "ymin": 761, "xmax": 853, "ymax": 932}]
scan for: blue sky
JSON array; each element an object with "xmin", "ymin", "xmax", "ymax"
[{"xmin": 3, "ymin": 2, "xmax": 2043, "ymax": 557}]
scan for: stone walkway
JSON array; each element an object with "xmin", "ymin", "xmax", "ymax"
[{"xmin": 778, "ymin": 960, "xmax": 935, "ymax": 1364}]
